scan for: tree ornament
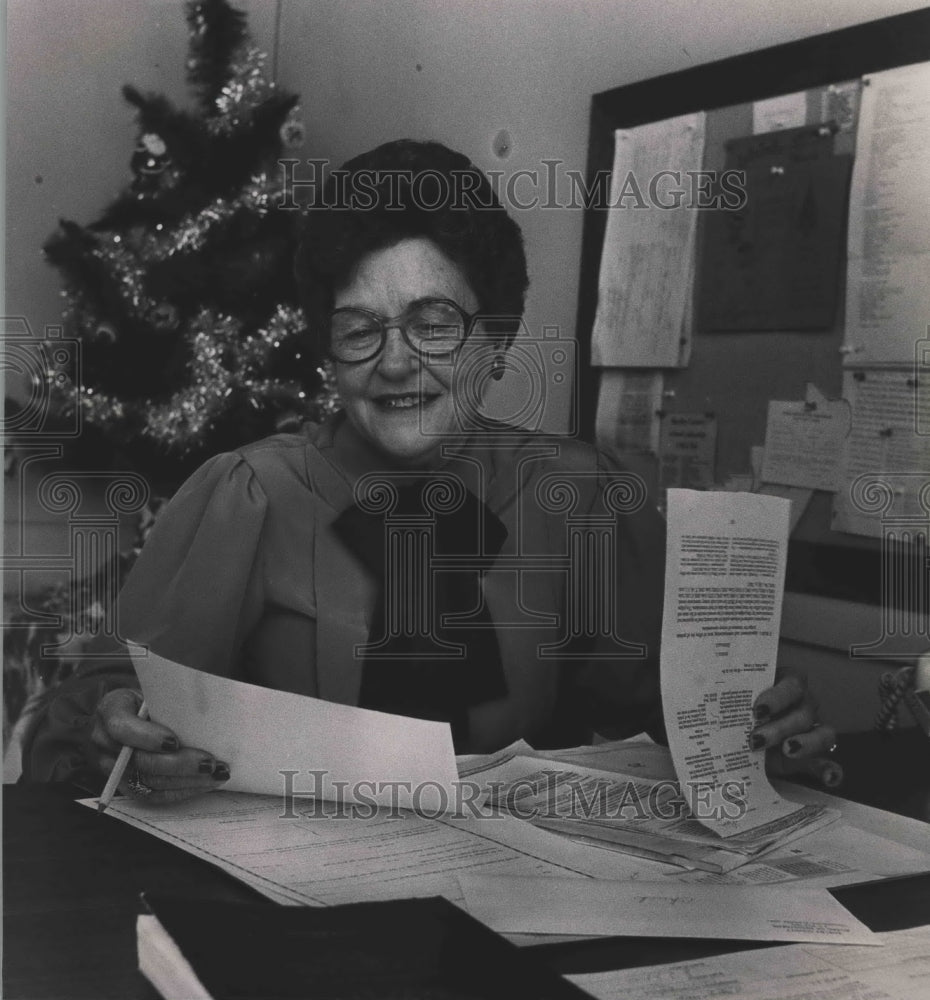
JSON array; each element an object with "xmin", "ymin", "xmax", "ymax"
[
  {"xmin": 150, "ymin": 302, "xmax": 179, "ymax": 330},
  {"xmin": 279, "ymin": 114, "xmax": 306, "ymax": 148},
  {"xmin": 94, "ymin": 321, "xmax": 118, "ymax": 343},
  {"xmin": 130, "ymin": 133, "xmax": 170, "ymax": 176}
]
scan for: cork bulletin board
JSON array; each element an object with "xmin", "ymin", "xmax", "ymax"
[{"xmin": 575, "ymin": 9, "xmax": 930, "ymax": 606}]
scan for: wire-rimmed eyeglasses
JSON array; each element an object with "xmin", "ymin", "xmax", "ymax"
[{"xmin": 327, "ymin": 297, "xmax": 476, "ymax": 364}]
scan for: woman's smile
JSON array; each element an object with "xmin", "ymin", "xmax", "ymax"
[
  {"xmin": 332, "ymin": 237, "xmax": 491, "ymax": 467},
  {"xmin": 372, "ymin": 390, "xmax": 442, "ymax": 411}
]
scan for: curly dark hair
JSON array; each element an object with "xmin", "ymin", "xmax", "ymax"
[{"xmin": 296, "ymin": 139, "xmax": 529, "ymax": 345}]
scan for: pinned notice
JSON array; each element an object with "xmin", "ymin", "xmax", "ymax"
[{"xmin": 761, "ymin": 384, "xmax": 850, "ymax": 492}]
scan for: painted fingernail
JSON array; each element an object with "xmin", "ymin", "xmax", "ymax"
[
  {"xmin": 749, "ymin": 733, "xmax": 766, "ymax": 750},
  {"xmin": 198, "ymin": 758, "xmax": 215, "ymax": 774},
  {"xmin": 785, "ymin": 739, "xmax": 801, "ymax": 756},
  {"xmin": 822, "ymin": 763, "xmax": 843, "ymax": 788},
  {"xmin": 753, "ymin": 704, "xmax": 771, "ymax": 721},
  {"xmin": 162, "ymin": 736, "xmax": 179, "ymax": 752},
  {"xmin": 213, "ymin": 763, "xmax": 230, "ymax": 782}
]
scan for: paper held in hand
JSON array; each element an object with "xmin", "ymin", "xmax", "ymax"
[
  {"xmin": 132, "ymin": 648, "xmax": 458, "ymax": 814},
  {"xmin": 660, "ymin": 488, "xmax": 828, "ymax": 838}
]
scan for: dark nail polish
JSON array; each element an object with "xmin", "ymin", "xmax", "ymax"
[
  {"xmin": 823, "ymin": 764, "xmax": 843, "ymax": 788},
  {"xmin": 785, "ymin": 739, "xmax": 801, "ymax": 755},
  {"xmin": 162, "ymin": 736, "xmax": 179, "ymax": 752},
  {"xmin": 198, "ymin": 758, "xmax": 215, "ymax": 774},
  {"xmin": 213, "ymin": 764, "xmax": 230, "ymax": 782},
  {"xmin": 753, "ymin": 704, "xmax": 771, "ymax": 721},
  {"xmin": 749, "ymin": 733, "xmax": 766, "ymax": 750}
]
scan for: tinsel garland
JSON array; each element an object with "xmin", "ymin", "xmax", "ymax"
[
  {"xmin": 50, "ymin": 303, "xmax": 340, "ymax": 454},
  {"xmin": 64, "ymin": 171, "xmax": 286, "ymax": 323}
]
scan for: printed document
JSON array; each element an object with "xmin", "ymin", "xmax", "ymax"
[
  {"xmin": 761, "ymin": 385, "xmax": 850, "ymax": 492},
  {"xmin": 591, "ymin": 115, "xmax": 705, "ymax": 367},
  {"xmin": 464, "ymin": 752, "xmax": 833, "ymax": 873},
  {"xmin": 844, "ymin": 62, "xmax": 930, "ymax": 365},
  {"xmin": 82, "ymin": 791, "xmax": 660, "ymax": 908},
  {"xmin": 570, "ymin": 925, "xmax": 930, "ymax": 1000},
  {"xmin": 458, "ymin": 875, "xmax": 877, "ymax": 944},
  {"xmin": 831, "ymin": 367, "xmax": 930, "ymax": 547},
  {"xmin": 660, "ymin": 490, "xmax": 819, "ymax": 836},
  {"xmin": 133, "ymin": 649, "xmax": 458, "ymax": 813}
]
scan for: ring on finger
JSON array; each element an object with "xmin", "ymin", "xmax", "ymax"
[{"xmin": 814, "ymin": 722, "xmax": 838, "ymax": 754}]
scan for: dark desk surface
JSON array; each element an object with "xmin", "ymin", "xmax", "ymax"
[{"xmin": 4, "ymin": 784, "xmax": 930, "ymax": 999}]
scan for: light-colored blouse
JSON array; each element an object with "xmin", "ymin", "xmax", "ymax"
[{"xmin": 23, "ymin": 416, "xmax": 666, "ymax": 784}]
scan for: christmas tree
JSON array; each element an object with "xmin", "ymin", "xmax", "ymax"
[{"xmin": 42, "ymin": 0, "xmax": 338, "ymax": 484}]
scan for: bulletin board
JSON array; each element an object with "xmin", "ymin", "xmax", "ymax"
[{"xmin": 575, "ymin": 9, "xmax": 930, "ymax": 607}]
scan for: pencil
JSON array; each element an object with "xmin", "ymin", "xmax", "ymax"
[{"xmin": 97, "ymin": 700, "xmax": 148, "ymax": 813}]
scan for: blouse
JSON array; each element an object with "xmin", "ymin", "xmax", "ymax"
[{"xmin": 22, "ymin": 415, "xmax": 666, "ymax": 786}]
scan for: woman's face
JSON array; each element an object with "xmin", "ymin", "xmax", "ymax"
[{"xmin": 332, "ymin": 237, "xmax": 494, "ymax": 467}]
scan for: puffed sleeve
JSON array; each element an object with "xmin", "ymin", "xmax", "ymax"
[
  {"xmin": 562, "ymin": 449, "xmax": 667, "ymax": 742},
  {"xmin": 118, "ymin": 451, "xmax": 268, "ymax": 674},
  {"xmin": 20, "ymin": 452, "xmax": 268, "ymax": 787}
]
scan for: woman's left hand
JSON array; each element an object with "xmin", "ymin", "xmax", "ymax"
[{"xmin": 750, "ymin": 676, "xmax": 843, "ymax": 789}]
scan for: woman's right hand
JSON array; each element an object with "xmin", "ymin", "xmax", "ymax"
[{"xmin": 91, "ymin": 688, "xmax": 230, "ymax": 804}]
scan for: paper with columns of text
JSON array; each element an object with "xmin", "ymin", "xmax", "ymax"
[
  {"xmin": 458, "ymin": 875, "xmax": 877, "ymax": 945},
  {"xmin": 660, "ymin": 490, "xmax": 805, "ymax": 837},
  {"xmin": 132, "ymin": 648, "xmax": 458, "ymax": 814},
  {"xmin": 81, "ymin": 790, "xmax": 661, "ymax": 910},
  {"xmin": 570, "ymin": 925, "xmax": 930, "ymax": 1000}
]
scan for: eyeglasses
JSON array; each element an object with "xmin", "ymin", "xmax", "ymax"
[{"xmin": 327, "ymin": 298, "xmax": 475, "ymax": 364}]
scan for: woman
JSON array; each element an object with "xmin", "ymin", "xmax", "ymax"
[{"xmin": 23, "ymin": 140, "xmax": 836, "ymax": 803}]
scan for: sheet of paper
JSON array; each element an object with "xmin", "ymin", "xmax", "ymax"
[
  {"xmin": 753, "ymin": 91, "xmax": 807, "ymax": 133},
  {"xmin": 591, "ymin": 115, "xmax": 705, "ymax": 367},
  {"xmin": 82, "ymin": 790, "xmax": 660, "ymax": 908},
  {"xmin": 660, "ymin": 490, "xmax": 803, "ymax": 836},
  {"xmin": 659, "ymin": 413, "xmax": 717, "ymax": 490},
  {"xmin": 465, "ymin": 740, "xmax": 930, "ymax": 888},
  {"xmin": 698, "ymin": 144, "xmax": 850, "ymax": 331},
  {"xmin": 831, "ymin": 367, "xmax": 930, "ymax": 541},
  {"xmin": 528, "ymin": 737, "xmax": 679, "ymax": 783},
  {"xmin": 844, "ymin": 62, "xmax": 930, "ymax": 365},
  {"xmin": 132, "ymin": 649, "xmax": 458, "ymax": 813},
  {"xmin": 761, "ymin": 384, "xmax": 850, "ymax": 492},
  {"xmin": 570, "ymin": 925, "xmax": 929, "ymax": 1000},
  {"xmin": 662, "ymin": 821, "xmax": 930, "ymax": 889},
  {"xmin": 595, "ymin": 369, "xmax": 663, "ymax": 455},
  {"xmin": 459, "ymin": 875, "xmax": 876, "ymax": 945},
  {"xmin": 468, "ymin": 752, "xmax": 833, "ymax": 874}
]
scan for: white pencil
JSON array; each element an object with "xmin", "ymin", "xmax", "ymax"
[{"xmin": 97, "ymin": 700, "xmax": 148, "ymax": 813}]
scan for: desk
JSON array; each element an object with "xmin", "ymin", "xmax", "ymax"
[{"xmin": 4, "ymin": 785, "xmax": 930, "ymax": 999}]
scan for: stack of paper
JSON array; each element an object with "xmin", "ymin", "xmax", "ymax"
[{"xmin": 463, "ymin": 750, "xmax": 834, "ymax": 874}]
